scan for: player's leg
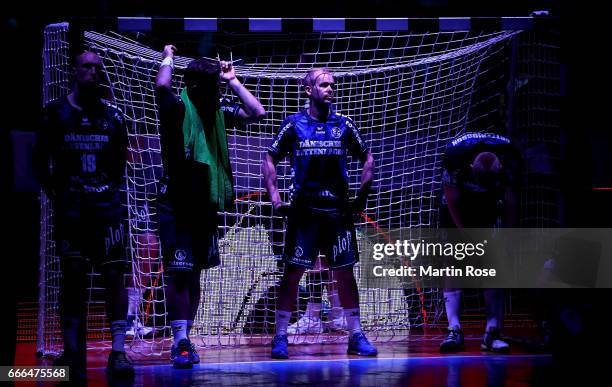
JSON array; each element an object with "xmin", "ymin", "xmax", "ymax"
[
  {"xmin": 158, "ymin": 198, "xmax": 196, "ymax": 368},
  {"xmin": 53, "ymin": 210, "xmax": 88, "ymax": 380},
  {"xmin": 272, "ymin": 263, "xmax": 307, "ymax": 358},
  {"xmin": 330, "ymin": 267, "xmax": 376, "ymax": 356},
  {"xmin": 438, "ymin": 204, "xmax": 465, "ymax": 352},
  {"xmin": 95, "ymin": 210, "xmax": 134, "ymax": 377},
  {"xmin": 56, "ymin": 257, "xmax": 89, "ymax": 370},
  {"xmin": 185, "ymin": 202, "xmax": 221, "ymax": 364},
  {"xmin": 320, "ymin": 256, "xmax": 346, "ymax": 331},
  {"xmin": 126, "ymin": 232, "xmax": 158, "ymax": 338},
  {"xmin": 482, "ymin": 288, "xmax": 510, "ymax": 352},
  {"xmin": 272, "ymin": 208, "xmax": 315, "ymax": 358},
  {"xmin": 326, "ymin": 213, "xmax": 377, "ymax": 356},
  {"xmin": 165, "ymin": 270, "xmax": 196, "ymax": 368},
  {"xmin": 440, "ymin": 288, "xmax": 465, "ymax": 352},
  {"xmin": 287, "ymin": 256, "xmax": 324, "ymax": 335},
  {"xmin": 101, "ymin": 263, "xmax": 135, "ymax": 377}
]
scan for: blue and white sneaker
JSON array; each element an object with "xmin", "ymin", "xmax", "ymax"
[
  {"xmin": 171, "ymin": 338, "xmax": 194, "ymax": 368},
  {"xmin": 271, "ymin": 334, "xmax": 289, "ymax": 359},
  {"xmin": 347, "ymin": 332, "xmax": 378, "ymax": 356}
]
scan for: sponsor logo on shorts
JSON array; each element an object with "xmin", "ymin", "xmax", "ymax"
[
  {"xmin": 290, "ymin": 256, "xmax": 312, "ymax": 266},
  {"xmin": 332, "ymin": 230, "xmax": 353, "ymax": 261},
  {"xmin": 174, "ymin": 249, "xmax": 187, "ymax": 261},
  {"xmin": 104, "ymin": 223, "xmax": 125, "ymax": 255}
]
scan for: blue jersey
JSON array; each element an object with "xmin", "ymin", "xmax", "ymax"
[
  {"xmin": 441, "ymin": 132, "xmax": 522, "ymax": 227},
  {"xmin": 268, "ymin": 110, "xmax": 368, "ymax": 208},
  {"xmin": 36, "ymin": 96, "xmax": 128, "ymax": 201}
]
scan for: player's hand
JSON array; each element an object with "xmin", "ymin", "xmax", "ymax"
[
  {"xmin": 219, "ymin": 60, "xmax": 236, "ymax": 82},
  {"xmin": 350, "ymin": 189, "xmax": 369, "ymax": 217},
  {"xmin": 162, "ymin": 45, "xmax": 177, "ymax": 60},
  {"xmin": 44, "ymin": 187, "xmax": 57, "ymax": 201},
  {"xmin": 273, "ymin": 201, "xmax": 291, "ymax": 217}
]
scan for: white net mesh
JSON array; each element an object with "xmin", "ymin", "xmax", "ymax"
[
  {"xmin": 38, "ymin": 23, "xmax": 524, "ymax": 356},
  {"xmin": 37, "ymin": 23, "xmax": 70, "ymax": 356}
]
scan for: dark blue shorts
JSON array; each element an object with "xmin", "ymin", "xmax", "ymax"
[
  {"xmin": 283, "ymin": 206, "xmax": 358, "ymax": 269},
  {"xmin": 54, "ymin": 194, "xmax": 129, "ymax": 268},
  {"xmin": 156, "ymin": 170, "xmax": 221, "ymax": 272},
  {"xmin": 157, "ymin": 201, "xmax": 220, "ymax": 272}
]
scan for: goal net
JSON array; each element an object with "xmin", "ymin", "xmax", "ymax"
[{"xmin": 38, "ymin": 21, "xmax": 524, "ymax": 356}]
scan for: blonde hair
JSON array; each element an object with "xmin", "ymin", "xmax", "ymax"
[{"xmin": 302, "ymin": 68, "xmax": 333, "ymax": 88}]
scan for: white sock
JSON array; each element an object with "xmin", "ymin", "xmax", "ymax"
[
  {"xmin": 344, "ymin": 308, "xmax": 362, "ymax": 335},
  {"xmin": 275, "ymin": 310, "xmax": 291, "ymax": 335},
  {"xmin": 305, "ymin": 303, "xmax": 322, "ymax": 319},
  {"xmin": 127, "ymin": 287, "xmax": 142, "ymax": 316},
  {"xmin": 496, "ymin": 291, "xmax": 505, "ymax": 330},
  {"xmin": 484, "ymin": 289, "xmax": 503, "ymax": 331},
  {"xmin": 171, "ymin": 320, "xmax": 188, "ymax": 345},
  {"xmin": 110, "ymin": 320, "xmax": 127, "ymax": 352},
  {"xmin": 328, "ymin": 290, "xmax": 343, "ymax": 320},
  {"xmin": 187, "ymin": 320, "xmax": 194, "ymax": 338},
  {"xmin": 444, "ymin": 290, "xmax": 462, "ymax": 329}
]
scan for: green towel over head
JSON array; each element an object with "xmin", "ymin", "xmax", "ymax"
[{"xmin": 181, "ymin": 88, "xmax": 234, "ymax": 211}]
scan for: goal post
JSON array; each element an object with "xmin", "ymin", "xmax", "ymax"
[{"xmin": 37, "ymin": 17, "xmax": 559, "ymax": 357}]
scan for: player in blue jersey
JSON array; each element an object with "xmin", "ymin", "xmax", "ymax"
[
  {"xmin": 156, "ymin": 45, "xmax": 265, "ymax": 368},
  {"xmin": 263, "ymin": 68, "xmax": 377, "ymax": 359},
  {"xmin": 438, "ymin": 132, "xmax": 522, "ymax": 353},
  {"xmin": 34, "ymin": 51, "xmax": 134, "ymax": 379}
]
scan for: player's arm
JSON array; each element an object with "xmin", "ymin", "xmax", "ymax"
[
  {"xmin": 115, "ymin": 110, "xmax": 129, "ymax": 181},
  {"xmin": 264, "ymin": 119, "xmax": 292, "ymax": 213},
  {"xmin": 443, "ymin": 183, "xmax": 465, "ymax": 229},
  {"xmin": 155, "ymin": 44, "xmax": 177, "ymax": 93},
  {"xmin": 502, "ymin": 186, "xmax": 519, "ymax": 227},
  {"xmin": 262, "ymin": 153, "xmax": 287, "ymax": 212},
  {"xmin": 353, "ymin": 151, "xmax": 375, "ymax": 213},
  {"xmin": 347, "ymin": 117, "xmax": 375, "ymax": 213},
  {"xmin": 219, "ymin": 60, "xmax": 266, "ymax": 122},
  {"xmin": 33, "ymin": 107, "xmax": 56, "ymax": 198}
]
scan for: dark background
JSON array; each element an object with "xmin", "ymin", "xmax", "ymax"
[{"xmin": 2, "ymin": 0, "xmax": 609, "ymax": 374}]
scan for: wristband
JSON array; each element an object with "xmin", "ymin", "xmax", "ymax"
[{"xmin": 161, "ymin": 57, "xmax": 174, "ymax": 69}]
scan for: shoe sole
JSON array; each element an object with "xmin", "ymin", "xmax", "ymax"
[
  {"xmin": 347, "ymin": 350, "xmax": 378, "ymax": 356},
  {"xmin": 481, "ymin": 345, "xmax": 510, "ymax": 353},
  {"xmin": 173, "ymin": 362, "xmax": 194, "ymax": 369},
  {"xmin": 440, "ymin": 345, "xmax": 465, "ymax": 353},
  {"xmin": 105, "ymin": 369, "xmax": 135, "ymax": 378}
]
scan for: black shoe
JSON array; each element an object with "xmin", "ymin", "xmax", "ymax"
[
  {"xmin": 440, "ymin": 326, "xmax": 465, "ymax": 353},
  {"xmin": 481, "ymin": 327, "xmax": 510, "ymax": 353},
  {"xmin": 54, "ymin": 351, "xmax": 87, "ymax": 384},
  {"xmin": 106, "ymin": 351, "xmax": 135, "ymax": 377}
]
